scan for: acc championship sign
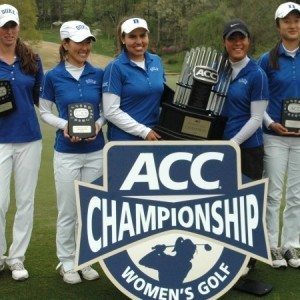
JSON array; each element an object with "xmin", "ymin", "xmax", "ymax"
[{"xmin": 75, "ymin": 141, "xmax": 271, "ymax": 300}]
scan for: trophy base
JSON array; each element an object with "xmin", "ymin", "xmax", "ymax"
[
  {"xmin": 155, "ymin": 102, "xmax": 227, "ymax": 140},
  {"xmin": 234, "ymin": 278, "xmax": 272, "ymax": 296}
]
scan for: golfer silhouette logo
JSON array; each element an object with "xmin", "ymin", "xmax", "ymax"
[{"xmin": 140, "ymin": 237, "xmax": 211, "ymax": 286}]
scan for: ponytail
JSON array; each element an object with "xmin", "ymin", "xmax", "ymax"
[
  {"xmin": 15, "ymin": 38, "xmax": 38, "ymax": 75},
  {"xmin": 268, "ymin": 40, "xmax": 281, "ymax": 70},
  {"xmin": 59, "ymin": 39, "xmax": 70, "ymax": 62}
]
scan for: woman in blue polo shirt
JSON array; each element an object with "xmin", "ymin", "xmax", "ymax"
[
  {"xmin": 221, "ymin": 19, "xmax": 268, "ymax": 181},
  {"xmin": 258, "ymin": 2, "xmax": 300, "ymax": 269},
  {"xmin": 221, "ymin": 19, "xmax": 269, "ymax": 276},
  {"xmin": 102, "ymin": 17, "xmax": 165, "ymax": 141},
  {"xmin": 40, "ymin": 21, "xmax": 105, "ymax": 284},
  {"xmin": 0, "ymin": 4, "xmax": 43, "ymax": 281}
]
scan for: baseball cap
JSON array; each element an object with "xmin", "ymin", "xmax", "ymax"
[
  {"xmin": 275, "ymin": 2, "xmax": 300, "ymax": 19},
  {"xmin": 60, "ymin": 20, "xmax": 95, "ymax": 42},
  {"xmin": 223, "ymin": 19, "xmax": 250, "ymax": 39},
  {"xmin": 121, "ymin": 18, "xmax": 149, "ymax": 34},
  {"xmin": 0, "ymin": 4, "xmax": 19, "ymax": 27}
]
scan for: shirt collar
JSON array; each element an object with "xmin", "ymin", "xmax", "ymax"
[
  {"xmin": 57, "ymin": 60, "xmax": 96, "ymax": 77},
  {"xmin": 278, "ymin": 43, "xmax": 300, "ymax": 56},
  {"xmin": 119, "ymin": 49, "xmax": 153, "ymax": 66}
]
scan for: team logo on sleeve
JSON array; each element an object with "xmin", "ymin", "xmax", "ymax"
[{"xmin": 75, "ymin": 141, "xmax": 271, "ymax": 299}]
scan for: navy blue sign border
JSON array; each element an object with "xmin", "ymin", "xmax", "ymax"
[{"xmin": 74, "ymin": 141, "xmax": 271, "ymax": 300}]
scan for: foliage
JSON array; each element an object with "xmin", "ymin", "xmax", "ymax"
[
  {"xmin": 155, "ymin": 0, "xmax": 196, "ymax": 49},
  {"xmin": 2, "ymin": 0, "xmax": 300, "ymax": 57},
  {"xmin": 33, "ymin": 0, "xmax": 300, "ymax": 72},
  {"xmin": 187, "ymin": 0, "xmax": 294, "ymax": 57},
  {"xmin": 34, "ymin": 0, "xmax": 300, "ymax": 57},
  {"xmin": 188, "ymin": 1, "xmax": 233, "ymax": 51}
]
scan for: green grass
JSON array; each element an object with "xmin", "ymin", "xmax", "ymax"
[
  {"xmin": 40, "ymin": 28, "xmax": 61, "ymax": 44},
  {"xmin": 161, "ymin": 52, "xmax": 186, "ymax": 74},
  {"xmin": 2, "ymin": 111, "xmax": 299, "ymax": 300}
]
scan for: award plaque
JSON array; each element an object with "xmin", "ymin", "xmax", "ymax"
[
  {"xmin": 68, "ymin": 103, "xmax": 95, "ymax": 138},
  {"xmin": 157, "ymin": 102, "xmax": 227, "ymax": 140},
  {"xmin": 155, "ymin": 46, "xmax": 232, "ymax": 140},
  {"xmin": 282, "ymin": 99, "xmax": 300, "ymax": 132},
  {"xmin": 0, "ymin": 80, "xmax": 15, "ymax": 116}
]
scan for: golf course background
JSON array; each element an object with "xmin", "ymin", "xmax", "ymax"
[{"xmin": 1, "ymin": 41, "xmax": 299, "ymax": 300}]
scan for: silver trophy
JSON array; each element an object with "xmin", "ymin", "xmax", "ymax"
[{"xmin": 156, "ymin": 46, "xmax": 232, "ymax": 140}]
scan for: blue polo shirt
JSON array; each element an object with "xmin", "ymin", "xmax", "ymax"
[
  {"xmin": 102, "ymin": 50, "xmax": 165, "ymax": 140},
  {"xmin": 221, "ymin": 59, "xmax": 268, "ymax": 148},
  {"xmin": 41, "ymin": 61, "xmax": 105, "ymax": 153},
  {"xmin": 0, "ymin": 56, "xmax": 43, "ymax": 143},
  {"xmin": 258, "ymin": 44, "xmax": 300, "ymax": 135}
]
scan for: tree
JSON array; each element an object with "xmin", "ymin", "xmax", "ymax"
[
  {"xmin": 32, "ymin": 0, "xmax": 300, "ymax": 58},
  {"xmin": 188, "ymin": 1, "xmax": 232, "ymax": 51},
  {"xmin": 155, "ymin": 0, "xmax": 203, "ymax": 50}
]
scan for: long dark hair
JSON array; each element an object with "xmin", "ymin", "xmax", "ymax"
[
  {"xmin": 15, "ymin": 38, "xmax": 39, "ymax": 75},
  {"xmin": 268, "ymin": 18, "xmax": 281, "ymax": 70},
  {"xmin": 268, "ymin": 41, "xmax": 281, "ymax": 70},
  {"xmin": 116, "ymin": 16, "xmax": 130, "ymax": 55},
  {"xmin": 59, "ymin": 38, "xmax": 70, "ymax": 62}
]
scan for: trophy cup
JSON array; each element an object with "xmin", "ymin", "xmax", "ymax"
[
  {"xmin": 281, "ymin": 99, "xmax": 300, "ymax": 132},
  {"xmin": 68, "ymin": 103, "xmax": 95, "ymax": 139},
  {"xmin": 0, "ymin": 80, "xmax": 16, "ymax": 116},
  {"xmin": 155, "ymin": 46, "xmax": 232, "ymax": 140}
]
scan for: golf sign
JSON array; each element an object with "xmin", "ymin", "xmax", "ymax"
[{"xmin": 75, "ymin": 141, "xmax": 271, "ymax": 299}]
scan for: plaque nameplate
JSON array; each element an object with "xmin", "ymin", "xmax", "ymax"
[{"xmin": 181, "ymin": 116, "xmax": 211, "ymax": 138}]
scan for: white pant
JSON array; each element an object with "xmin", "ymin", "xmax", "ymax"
[
  {"xmin": 54, "ymin": 150, "xmax": 103, "ymax": 271},
  {"xmin": 0, "ymin": 141, "xmax": 42, "ymax": 265},
  {"xmin": 263, "ymin": 134, "xmax": 300, "ymax": 249}
]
